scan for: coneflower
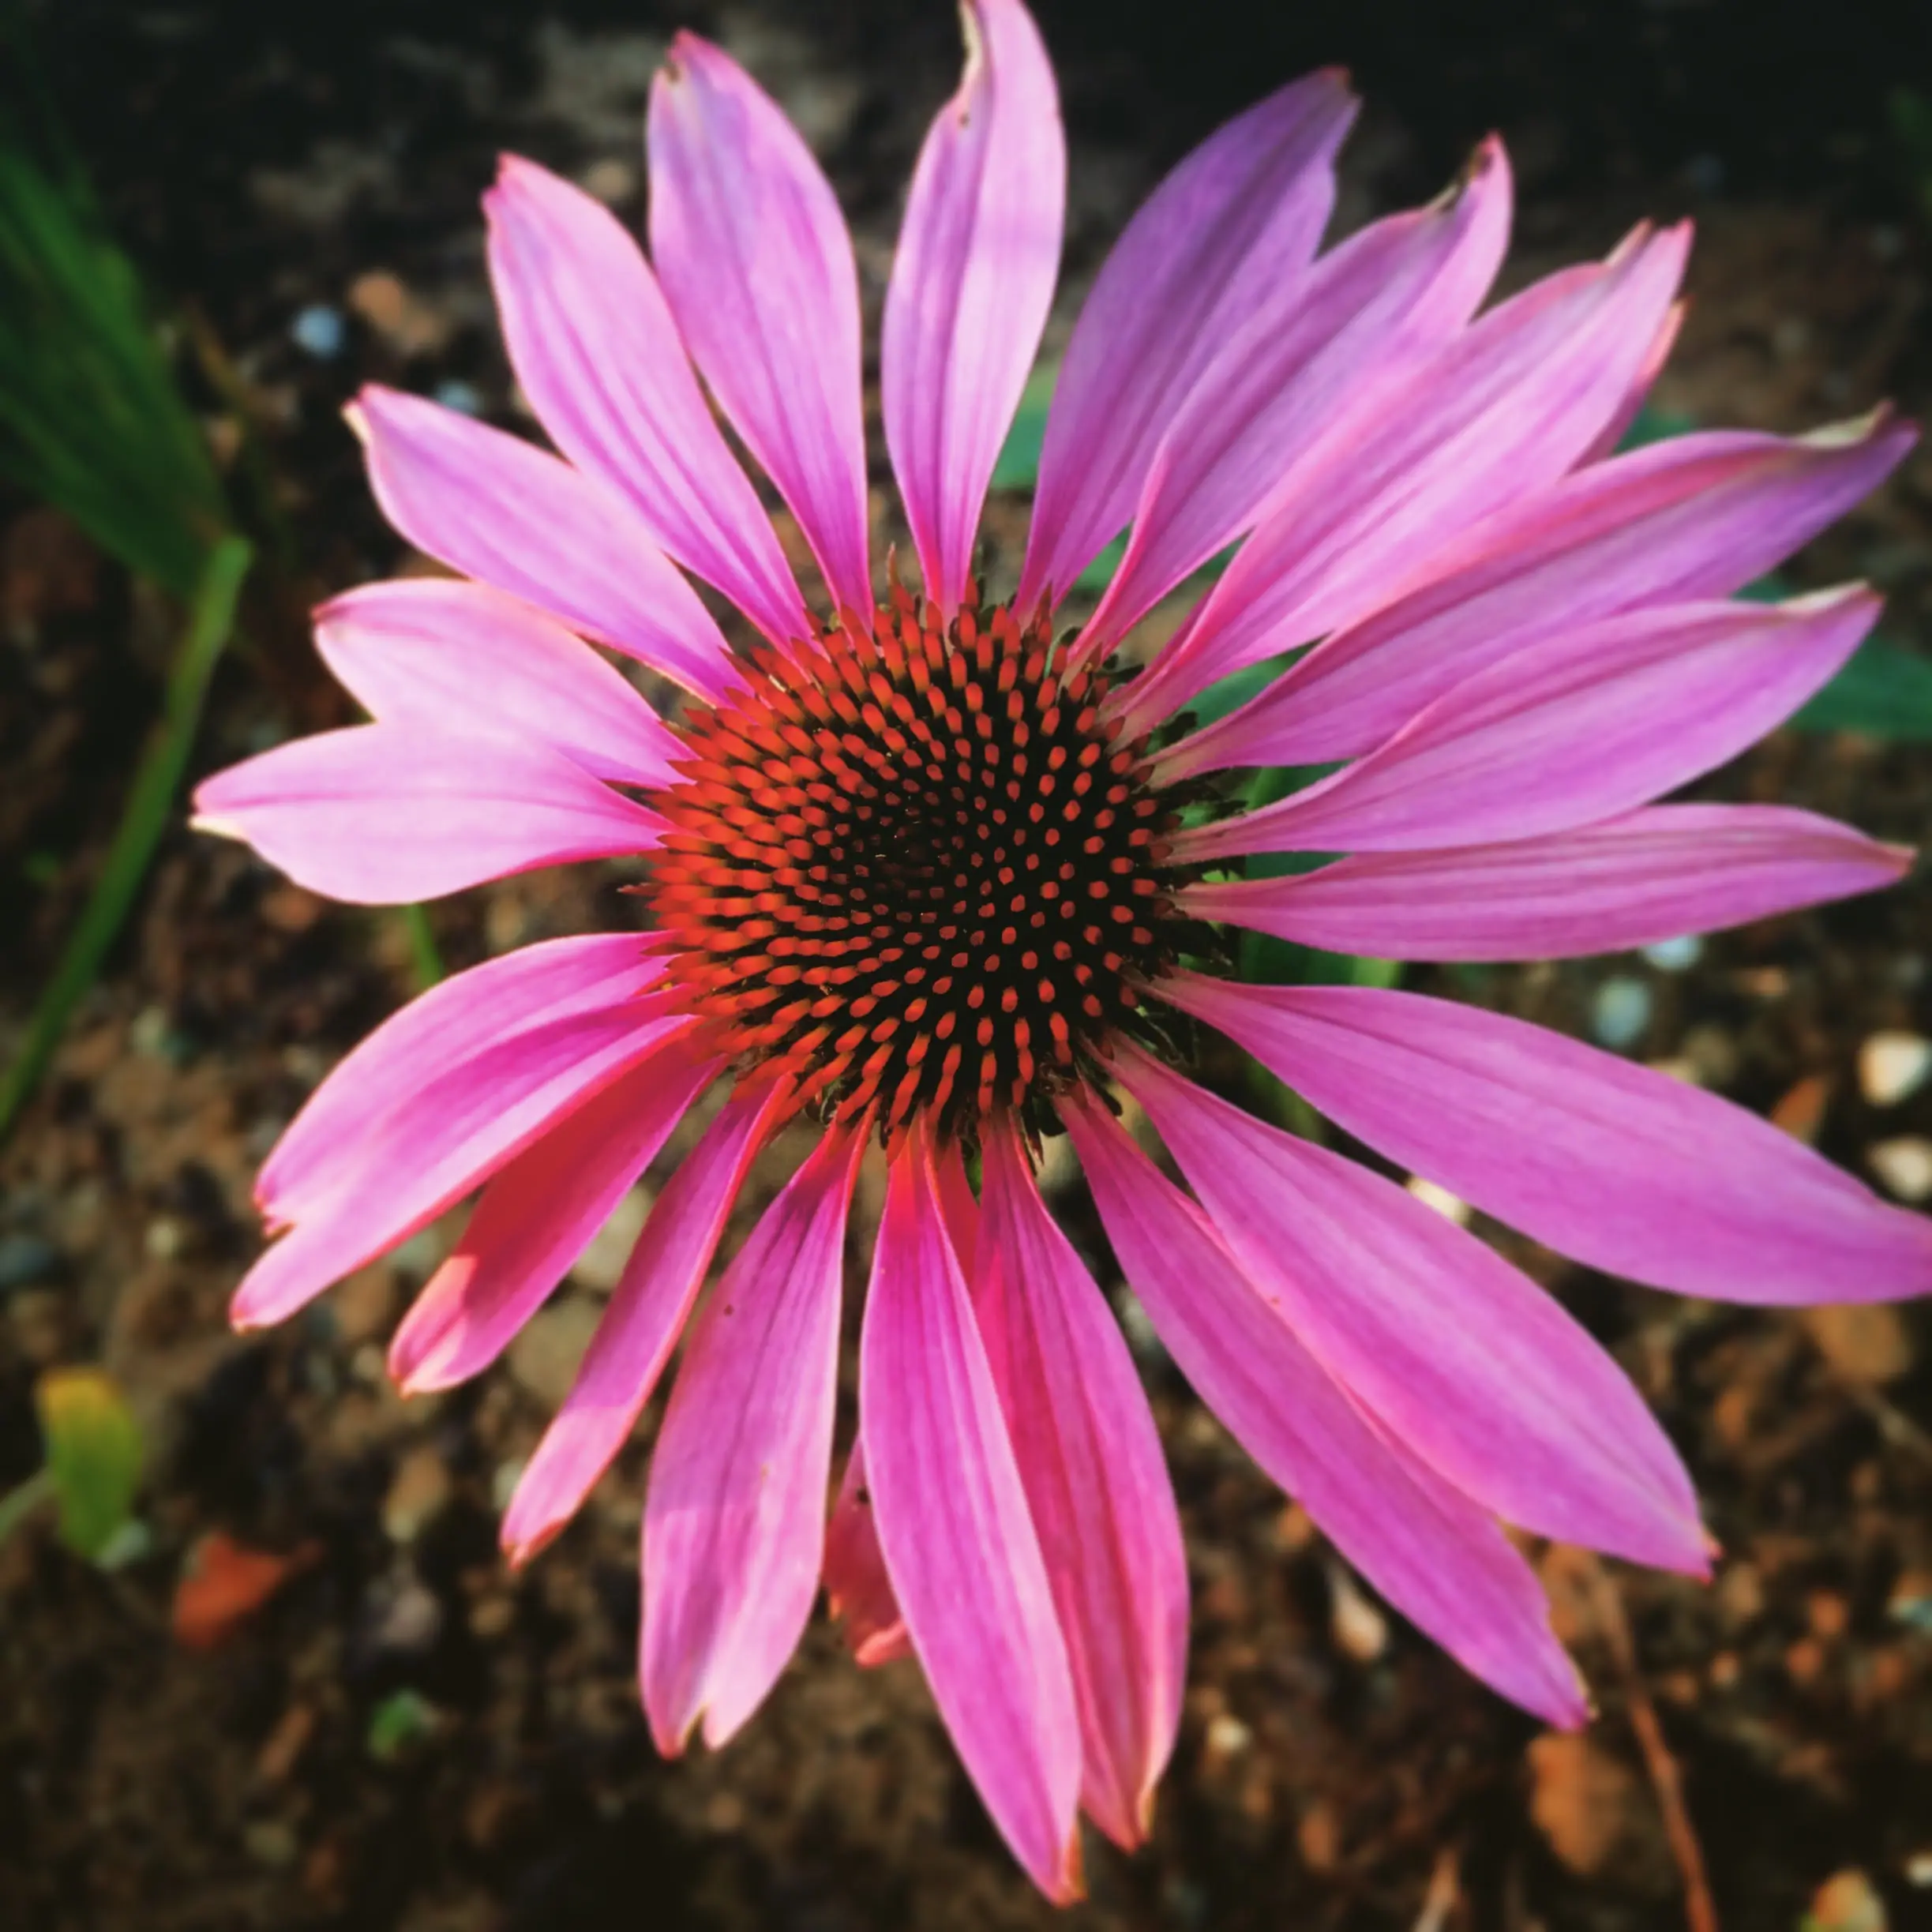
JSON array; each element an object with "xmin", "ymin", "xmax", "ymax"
[{"xmin": 193, "ymin": 0, "xmax": 1926, "ymax": 1898}]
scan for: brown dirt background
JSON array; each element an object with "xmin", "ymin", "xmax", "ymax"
[{"xmin": 5, "ymin": 2, "xmax": 1932, "ymax": 1927}]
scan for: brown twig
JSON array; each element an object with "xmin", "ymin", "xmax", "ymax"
[
  {"xmin": 1582, "ymin": 1555, "xmax": 1720, "ymax": 1932},
  {"xmin": 1409, "ymin": 1848, "xmax": 1461, "ymax": 1932}
]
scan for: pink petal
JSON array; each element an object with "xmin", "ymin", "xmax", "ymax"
[
  {"xmin": 1116, "ymin": 1045, "xmax": 1708, "ymax": 1572},
  {"xmin": 1016, "ymin": 70, "xmax": 1356, "ymax": 611},
  {"xmin": 192, "ymin": 723, "xmax": 667, "ymax": 906},
  {"xmin": 860, "ymin": 1127, "xmax": 1082, "ymax": 1902},
  {"xmin": 642, "ymin": 1127, "xmax": 865, "ymax": 1752},
  {"xmin": 883, "ymin": 0, "xmax": 1064, "ymax": 616},
  {"xmin": 485, "ymin": 156, "xmax": 810, "ymax": 646},
  {"xmin": 1163, "ymin": 974, "xmax": 1932, "ymax": 1307},
  {"xmin": 647, "ymin": 34, "xmax": 871, "ymax": 617},
  {"xmin": 315, "ymin": 577, "xmax": 682, "ymax": 787},
  {"xmin": 1074, "ymin": 137, "xmax": 1513, "ymax": 662},
  {"xmin": 1183, "ymin": 804, "xmax": 1913, "ymax": 962},
  {"xmin": 256, "ymin": 934, "xmax": 663, "ymax": 1227},
  {"xmin": 824, "ymin": 1140, "xmax": 974, "ymax": 1671},
  {"xmin": 823, "ymin": 1437, "xmax": 911, "ymax": 1667},
  {"xmin": 386, "ymin": 1043, "xmax": 719, "ymax": 1394},
  {"xmin": 1580, "ymin": 297, "xmax": 1685, "ymax": 465},
  {"xmin": 231, "ymin": 1004, "xmax": 696, "ymax": 1330},
  {"xmin": 977, "ymin": 1124, "xmax": 1187, "ymax": 1849},
  {"xmin": 498, "ymin": 1080, "xmax": 786, "ymax": 1563},
  {"xmin": 1176, "ymin": 588, "xmax": 1879, "ymax": 865},
  {"xmin": 349, "ymin": 385, "xmax": 737, "ymax": 700},
  {"xmin": 1063, "ymin": 1090, "xmax": 1586, "ymax": 1728},
  {"xmin": 934, "ymin": 1137, "xmax": 982, "ymax": 1278},
  {"xmin": 1124, "ymin": 224, "xmax": 1690, "ymax": 731},
  {"xmin": 1168, "ymin": 407, "xmax": 1917, "ymax": 776}
]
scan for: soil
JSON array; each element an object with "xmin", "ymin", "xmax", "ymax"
[{"xmin": 5, "ymin": 2, "xmax": 1932, "ymax": 1928}]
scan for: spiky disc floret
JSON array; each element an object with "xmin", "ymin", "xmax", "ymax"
[{"xmin": 644, "ymin": 583, "xmax": 1203, "ymax": 1142}]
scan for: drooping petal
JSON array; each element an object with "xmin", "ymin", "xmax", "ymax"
[
  {"xmin": 860, "ymin": 1127, "xmax": 1082, "ymax": 1902},
  {"xmin": 485, "ymin": 156, "xmax": 810, "ymax": 645},
  {"xmin": 823, "ymin": 1437, "xmax": 911, "ymax": 1667},
  {"xmin": 255, "ymin": 934, "xmax": 664, "ymax": 1227},
  {"xmin": 386, "ymin": 1041, "xmax": 720, "ymax": 1394},
  {"xmin": 1016, "ymin": 70, "xmax": 1356, "ymax": 610},
  {"xmin": 977, "ymin": 1124, "xmax": 1187, "ymax": 1849},
  {"xmin": 315, "ymin": 577, "xmax": 683, "ymax": 787},
  {"xmin": 1163, "ymin": 973, "xmax": 1932, "ymax": 1306},
  {"xmin": 1073, "ymin": 138, "xmax": 1513, "ymax": 661},
  {"xmin": 1063, "ymin": 1089, "xmax": 1585, "ymax": 1727},
  {"xmin": 647, "ymin": 33, "xmax": 871, "ymax": 617},
  {"xmin": 824, "ymin": 1135, "xmax": 978, "ymax": 1671},
  {"xmin": 192, "ymin": 723, "xmax": 667, "ymax": 906},
  {"xmin": 1165, "ymin": 408, "xmax": 1918, "ymax": 776},
  {"xmin": 499, "ymin": 1080, "xmax": 786, "ymax": 1562},
  {"xmin": 1122, "ymin": 223, "xmax": 1691, "ymax": 729},
  {"xmin": 350, "ymin": 386, "xmax": 737, "ymax": 700},
  {"xmin": 1182, "ymin": 805, "xmax": 1912, "ymax": 962},
  {"xmin": 1116, "ymin": 1045, "xmax": 1707, "ymax": 1572},
  {"xmin": 642, "ymin": 1124, "xmax": 865, "ymax": 1752},
  {"xmin": 1176, "ymin": 589, "xmax": 1878, "ymax": 865},
  {"xmin": 884, "ymin": 0, "xmax": 1064, "ymax": 615},
  {"xmin": 231, "ymin": 1004, "xmax": 697, "ymax": 1330}
]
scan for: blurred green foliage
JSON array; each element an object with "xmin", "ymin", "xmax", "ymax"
[{"xmin": 0, "ymin": 22, "xmax": 227, "ymax": 595}]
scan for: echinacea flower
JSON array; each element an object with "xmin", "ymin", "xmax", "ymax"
[{"xmin": 193, "ymin": 0, "xmax": 1930, "ymax": 1900}]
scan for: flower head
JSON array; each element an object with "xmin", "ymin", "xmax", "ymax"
[{"xmin": 195, "ymin": 0, "xmax": 1928, "ymax": 1899}]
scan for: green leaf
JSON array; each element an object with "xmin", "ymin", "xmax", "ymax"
[
  {"xmin": 399, "ymin": 903, "xmax": 445, "ymax": 991},
  {"xmin": 1792, "ymin": 635, "xmax": 1932, "ymax": 738},
  {"xmin": 34, "ymin": 1366, "xmax": 143, "ymax": 1560},
  {"xmin": 0, "ymin": 535, "xmax": 252, "ymax": 1140},
  {"xmin": 367, "ymin": 1689, "xmax": 440, "ymax": 1761},
  {"xmin": 990, "ymin": 361, "xmax": 1057, "ymax": 492},
  {"xmin": 1615, "ymin": 402, "xmax": 1699, "ymax": 452}
]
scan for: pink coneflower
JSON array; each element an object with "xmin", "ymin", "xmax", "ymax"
[{"xmin": 194, "ymin": 0, "xmax": 1927, "ymax": 1899}]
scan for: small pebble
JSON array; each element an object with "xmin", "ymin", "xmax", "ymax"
[
  {"xmin": 578, "ymin": 156, "xmax": 638, "ymax": 204},
  {"xmin": 1683, "ymin": 152, "xmax": 1725, "ymax": 195},
  {"xmin": 491, "ymin": 1457, "xmax": 527, "ymax": 1513},
  {"xmin": 508, "ymin": 1297, "xmax": 601, "ymax": 1408},
  {"xmin": 1804, "ymin": 1304, "xmax": 1915, "ymax": 1385},
  {"xmin": 1859, "ymin": 1032, "xmax": 1932, "ymax": 1107},
  {"xmin": 1868, "ymin": 1137, "xmax": 1932, "ymax": 1202},
  {"xmin": 0, "ymin": 1233, "xmax": 59, "ymax": 1294},
  {"xmin": 1806, "ymin": 1870, "xmax": 1888, "ymax": 1932},
  {"xmin": 381, "ymin": 1446, "xmax": 454, "ymax": 1544},
  {"xmin": 1640, "ymin": 934, "xmax": 1702, "ymax": 972},
  {"xmin": 1327, "ymin": 1562, "xmax": 1389, "ymax": 1662},
  {"xmin": 242, "ymin": 1820, "xmax": 299, "ymax": 1869},
  {"xmin": 433, "ymin": 378, "xmax": 484, "ymax": 417},
  {"xmin": 1591, "ymin": 976, "xmax": 1653, "ymax": 1052},
  {"xmin": 347, "ymin": 270, "xmax": 452, "ymax": 357},
  {"xmin": 289, "ymin": 303, "xmax": 345, "ymax": 358},
  {"xmin": 1202, "ymin": 1713, "xmax": 1251, "ymax": 1760},
  {"xmin": 361, "ymin": 1576, "xmax": 443, "ymax": 1659}
]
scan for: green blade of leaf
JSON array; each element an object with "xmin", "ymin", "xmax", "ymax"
[
  {"xmin": 0, "ymin": 535, "xmax": 252, "ymax": 1140},
  {"xmin": 0, "ymin": 61, "xmax": 228, "ymax": 595}
]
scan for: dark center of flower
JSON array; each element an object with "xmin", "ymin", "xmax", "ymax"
[{"xmin": 643, "ymin": 583, "xmax": 1201, "ymax": 1143}]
